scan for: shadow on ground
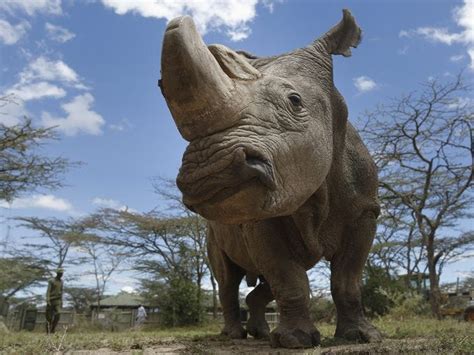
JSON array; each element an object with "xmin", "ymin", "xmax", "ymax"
[{"xmin": 66, "ymin": 335, "xmax": 436, "ymax": 354}]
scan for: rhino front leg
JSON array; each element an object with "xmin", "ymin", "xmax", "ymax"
[
  {"xmin": 330, "ymin": 212, "xmax": 382, "ymax": 343},
  {"xmin": 244, "ymin": 221, "xmax": 320, "ymax": 348},
  {"xmin": 268, "ymin": 265, "xmax": 320, "ymax": 348},
  {"xmin": 246, "ymin": 279, "xmax": 273, "ymax": 339},
  {"xmin": 208, "ymin": 236, "xmax": 247, "ymax": 339}
]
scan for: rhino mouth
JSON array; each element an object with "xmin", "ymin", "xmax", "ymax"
[{"xmin": 178, "ymin": 146, "xmax": 276, "ymax": 207}]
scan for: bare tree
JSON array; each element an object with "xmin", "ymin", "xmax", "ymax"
[
  {"xmin": 368, "ymin": 202, "xmax": 423, "ymax": 284},
  {"xmin": 73, "ymin": 233, "xmax": 127, "ymax": 309},
  {"xmin": 361, "ymin": 74, "xmax": 473, "ymax": 318}
]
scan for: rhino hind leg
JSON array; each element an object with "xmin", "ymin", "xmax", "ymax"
[
  {"xmin": 330, "ymin": 212, "xmax": 382, "ymax": 343},
  {"xmin": 246, "ymin": 279, "xmax": 273, "ymax": 339},
  {"xmin": 208, "ymin": 243, "xmax": 247, "ymax": 339}
]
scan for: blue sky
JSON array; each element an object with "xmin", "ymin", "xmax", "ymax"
[{"xmin": 1, "ymin": 0, "xmax": 472, "ymax": 293}]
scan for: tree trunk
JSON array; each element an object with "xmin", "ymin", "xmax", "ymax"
[
  {"xmin": 209, "ymin": 271, "xmax": 218, "ymax": 319},
  {"xmin": 427, "ymin": 236, "xmax": 442, "ymax": 319},
  {"xmin": 196, "ymin": 273, "xmax": 202, "ymax": 323}
]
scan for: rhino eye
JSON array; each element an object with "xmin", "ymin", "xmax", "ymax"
[{"xmin": 288, "ymin": 93, "xmax": 302, "ymax": 108}]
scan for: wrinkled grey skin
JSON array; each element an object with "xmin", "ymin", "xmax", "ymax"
[{"xmin": 160, "ymin": 9, "xmax": 382, "ymax": 348}]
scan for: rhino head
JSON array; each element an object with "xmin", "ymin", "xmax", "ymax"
[{"xmin": 160, "ymin": 10, "xmax": 361, "ymax": 224}]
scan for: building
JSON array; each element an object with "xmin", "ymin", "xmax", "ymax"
[{"xmin": 90, "ymin": 292, "xmax": 158, "ymax": 330}]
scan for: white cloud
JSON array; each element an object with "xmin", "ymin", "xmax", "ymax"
[
  {"xmin": 399, "ymin": 30, "xmax": 409, "ymax": 38},
  {"xmin": 227, "ymin": 26, "xmax": 251, "ymax": 42},
  {"xmin": 0, "ymin": 194, "xmax": 73, "ymax": 211},
  {"xmin": 0, "ymin": 98, "xmax": 27, "ymax": 126},
  {"xmin": 45, "ymin": 23, "xmax": 75, "ymax": 43},
  {"xmin": 400, "ymin": 27, "xmax": 463, "ymax": 45},
  {"xmin": 450, "ymin": 54, "xmax": 465, "ymax": 62},
  {"xmin": 400, "ymin": 0, "xmax": 474, "ymax": 69},
  {"xmin": 7, "ymin": 82, "xmax": 66, "ymax": 101},
  {"xmin": 2, "ymin": 56, "xmax": 88, "ymax": 105},
  {"xmin": 19, "ymin": 56, "xmax": 80, "ymax": 85},
  {"xmin": 41, "ymin": 93, "xmax": 105, "ymax": 136},
  {"xmin": 0, "ymin": 0, "xmax": 62, "ymax": 16},
  {"xmin": 397, "ymin": 45, "xmax": 409, "ymax": 55},
  {"xmin": 109, "ymin": 118, "xmax": 132, "ymax": 132},
  {"xmin": 100, "ymin": 0, "xmax": 279, "ymax": 41},
  {"xmin": 468, "ymin": 48, "xmax": 474, "ymax": 68},
  {"xmin": 121, "ymin": 286, "xmax": 137, "ymax": 293},
  {"xmin": 353, "ymin": 76, "xmax": 377, "ymax": 93},
  {"xmin": 0, "ymin": 1, "xmax": 62, "ymax": 45},
  {"xmin": 92, "ymin": 197, "xmax": 135, "ymax": 212},
  {"xmin": 262, "ymin": 0, "xmax": 281, "ymax": 14},
  {"xmin": 0, "ymin": 19, "xmax": 30, "ymax": 45},
  {"xmin": 1, "ymin": 56, "xmax": 89, "ymax": 124},
  {"xmin": 447, "ymin": 96, "xmax": 474, "ymax": 110}
]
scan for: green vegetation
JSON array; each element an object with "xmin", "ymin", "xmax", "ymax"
[{"xmin": 1, "ymin": 317, "xmax": 472, "ymax": 353}]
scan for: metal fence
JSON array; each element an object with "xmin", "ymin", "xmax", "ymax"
[
  {"xmin": 207, "ymin": 312, "xmax": 280, "ymax": 328},
  {"xmin": 6, "ymin": 307, "xmax": 160, "ymax": 332},
  {"xmin": 7, "ymin": 308, "xmax": 75, "ymax": 332},
  {"xmin": 92, "ymin": 308, "xmax": 160, "ymax": 331},
  {"xmin": 5, "ymin": 307, "xmax": 278, "ymax": 332}
]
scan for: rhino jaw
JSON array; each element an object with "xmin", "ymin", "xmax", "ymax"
[{"xmin": 177, "ymin": 146, "xmax": 276, "ymax": 208}]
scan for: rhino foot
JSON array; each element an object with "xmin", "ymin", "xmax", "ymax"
[
  {"xmin": 246, "ymin": 317, "xmax": 270, "ymax": 339},
  {"xmin": 221, "ymin": 324, "xmax": 247, "ymax": 339},
  {"xmin": 270, "ymin": 324, "xmax": 320, "ymax": 348},
  {"xmin": 335, "ymin": 319, "xmax": 382, "ymax": 343}
]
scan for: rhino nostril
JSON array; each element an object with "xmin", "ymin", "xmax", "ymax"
[
  {"xmin": 245, "ymin": 154, "xmax": 267, "ymax": 167},
  {"xmin": 239, "ymin": 149, "xmax": 276, "ymax": 191}
]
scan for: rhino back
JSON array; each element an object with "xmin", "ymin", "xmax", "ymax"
[{"xmin": 343, "ymin": 122, "xmax": 378, "ymax": 209}]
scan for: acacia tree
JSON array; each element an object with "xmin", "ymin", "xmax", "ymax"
[
  {"xmin": 0, "ymin": 95, "xmax": 70, "ymax": 202},
  {"xmin": 86, "ymin": 208, "xmax": 205, "ymax": 325},
  {"xmin": 0, "ymin": 256, "xmax": 48, "ymax": 300},
  {"xmin": 14, "ymin": 217, "xmax": 84, "ymax": 272},
  {"xmin": 0, "ymin": 96, "xmax": 73, "ymax": 323},
  {"xmin": 64, "ymin": 286, "xmax": 96, "ymax": 313},
  {"xmin": 152, "ymin": 177, "xmax": 215, "ymax": 319},
  {"xmin": 361, "ymin": 74, "xmax": 473, "ymax": 318}
]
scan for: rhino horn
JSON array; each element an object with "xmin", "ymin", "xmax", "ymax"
[{"xmin": 161, "ymin": 17, "xmax": 259, "ymax": 141}]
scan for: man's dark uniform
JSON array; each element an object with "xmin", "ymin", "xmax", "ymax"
[{"xmin": 46, "ymin": 269, "xmax": 63, "ymax": 334}]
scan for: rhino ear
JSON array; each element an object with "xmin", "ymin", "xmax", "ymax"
[
  {"xmin": 208, "ymin": 44, "xmax": 262, "ymax": 80},
  {"xmin": 318, "ymin": 9, "xmax": 361, "ymax": 57}
]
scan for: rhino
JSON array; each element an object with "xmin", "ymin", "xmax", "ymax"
[{"xmin": 159, "ymin": 9, "xmax": 382, "ymax": 348}]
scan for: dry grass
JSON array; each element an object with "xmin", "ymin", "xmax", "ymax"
[{"xmin": 1, "ymin": 317, "xmax": 472, "ymax": 354}]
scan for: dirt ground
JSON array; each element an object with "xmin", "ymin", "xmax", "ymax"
[
  {"xmin": 2, "ymin": 318, "xmax": 472, "ymax": 353},
  {"xmin": 65, "ymin": 337, "xmax": 442, "ymax": 354}
]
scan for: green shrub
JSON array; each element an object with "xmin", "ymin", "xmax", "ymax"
[
  {"xmin": 158, "ymin": 277, "xmax": 203, "ymax": 327},
  {"xmin": 309, "ymin": 297, "xmax": 336, "ymax": 323},
  {"xmin": 362, "ymin": 266, "xmax": 404, "ymax": 317},
  {"xmin": 389, "ymin": 292, "xmax": 431, "ymax": 319}
]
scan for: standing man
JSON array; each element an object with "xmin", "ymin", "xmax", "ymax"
[
  {"xmin": 45, "ymin": 268, "xmax": 64, "ymax": 334},
  {"xmin": 135, "ymin": 304, "xmax": 147, "ymax": 328}
]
